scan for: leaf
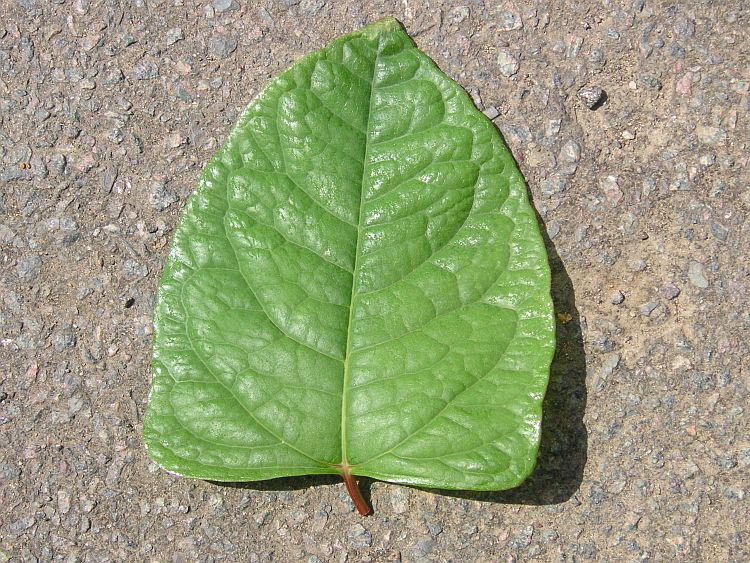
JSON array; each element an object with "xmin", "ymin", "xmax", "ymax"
[{"xmin": 143, "ymin": 17, "xmax": 555, "ymax": 514}]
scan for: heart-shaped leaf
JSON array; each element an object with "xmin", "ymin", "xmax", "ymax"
[{"xmin": 144, "ymin": 17, "xmax": 554, "ymax": 514}]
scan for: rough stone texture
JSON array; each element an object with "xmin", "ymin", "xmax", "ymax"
[
  {"xmin": 0, "ymin": 2, "xmax": 747, "ymax": 562},
  {"xmin": 578, "ymin": 86, "xmax": 605, "ymax": 109}
]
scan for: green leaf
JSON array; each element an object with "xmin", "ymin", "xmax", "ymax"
[{"xmin": 144, "ymin": 17, "xmax": 554, "ymax": 510}]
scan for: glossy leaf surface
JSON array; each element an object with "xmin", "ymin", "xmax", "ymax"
[{"xmin": 144, "ymin": 18, "xmax": 554, "ymax": 495}]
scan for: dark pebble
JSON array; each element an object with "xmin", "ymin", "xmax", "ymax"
[
  {"xmin": 578, "ymin": 86, "xmax": 604, "ymax": 108},
  {"xmin": 640, "ymin": 74, "xmax": 662, "ymax": 90},
  {"xmin": 208, "ymin": 34, "xmax": 238, "ymax": 59}
]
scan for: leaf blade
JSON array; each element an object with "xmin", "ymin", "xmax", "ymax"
[{"xmin": 144, "ymin": 17, "xmax": 554, "ymax": 493}]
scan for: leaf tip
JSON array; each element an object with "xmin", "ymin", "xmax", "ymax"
[{"xmin": 360, "ymin": 16, "xmax": 403, "ymax": 37}]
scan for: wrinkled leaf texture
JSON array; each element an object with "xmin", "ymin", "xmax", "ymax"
[{"xmin": 144, "ymin": 18, "xmax": 555, "ymax": 496}]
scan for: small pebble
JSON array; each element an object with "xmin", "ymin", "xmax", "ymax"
[
  {"xmin": 133, "ymin": 60, "xmax": 159, "ymax": 80},
  {"xmin": 610, "ymin": 290, "xmax": 625, "ymax": 305},
  {"xmin": 390, "ymin": 488, "xmax": 409, "ymax": 513},
  {"xmin": 508, "ymin": 526, "xmax": 535, "ymax": 549},
  {"xmin": 546, "ymin": 220, "xmax": 561, "ymax": 239},
  {"xmin": 412, "ymin": 538, "xmax": 434, "ymax": 557},
  {"xmin": 709, "ymin": 222, "xmax": 729, "ymax": 241},
  {"xmin": 578, "ymin": 86, "xmax": 604, "ymax": 108},
  {"xmin": 559, "ymin": 139, "xmax": 582, "ymax": 164},
  {"xmin": 542, "ymin": 177, "xmax": 568, "ymax": 196},
  {"xmin": 149, "ymin": 182, "xmax": 179, "ymax": 211},
  {"xmin": 446, "ymin": 6, "xmax": 469, "ymax": 24},
  {"xmin": 598, "ymin": 353, "xmax": 620, "ymax": 380},
  {"xmin": 165, "ymin": 28, "xmax": 184, "ymax": 46},
  {"xmin": 8, "ymin": 517, "xmax": 35, "ymax": 534},
  {"xmin": 208, "ymin": 34, "xmax": 238, "ymax": 59},
  {"xmin": 695, "ymin": 126, "xmax": 727, "ymax": 145},
  {"xmin": 630, "ymin": 259, "xmax": 646, "ymax": 272},
  {"xmin": 52, "ymin": 328, "xmax": 77, "ymax": 352},
  {"xmin": 57, "ymin": 490, "xmax": 72, "ymax": 514},
  {"xmin": 600, "ymin": 175, "xmax": 623, "ymax": 206},
  {"xmin": 274, "ymin": 0, "xmax": 301, "ymax": 9},
  {"xmin": 213, "ymin": 0, "xmax": 238, "ymax": 13},
  {"xmin": 300, "ymin": 0, "xmax": 326, "ymax": 16},
  {"xmin": 16, "ymin": 255, "xmax": 42, "ymax": 281},
  {"xmin": 165, "ymin": 132, "xmax": 186, "ymax": 149},
  {"xmin": 346, "ymin": 523, "xmax": 372, "ymax": 548},
  {"xmin": 546, "ymin": 119, "xmax": 562, "ymax": 137},
  {"xmin": 123, "ymin": 259, "xmax": 149, "ymax": 280},
  {"xmin": 49, "ymin": 154, "xmax": 67, "ymax": 175},
  {"xmin": 497, "ymin": 49, "xmax": 520, "ymax": 77},
  {"xmin": 640, "ymin": 74, "xmax": 662, "ymax": 90},
  {"xmin": 639, "ymin": 301, "xmax": 659, "ymax": 316},
  {"xmin": 675, "ymin": 73, "xmax": 692, "ymax": 96},
  {"xmin": 482, "ymin": 106, "xmax": 500, "ymax": 120},
  {"xmin": 688, "ymin": 261, "xmax": 709, "ymax": 288},
  {"xmin": 498, "ymin": 8, "xmax": 523, "ymax": 31},
  {"xmin": 659, "ymin": 283, "xmax": 681, "ymax": 300},
  {"xmin": 588, "ymin": 48, "xmax": 606, "ymax": 68}
]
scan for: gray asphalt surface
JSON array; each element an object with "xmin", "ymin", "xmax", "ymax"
[{"xmin": 0, "ymin": 1, "xmax": 748, "ymax": 561}]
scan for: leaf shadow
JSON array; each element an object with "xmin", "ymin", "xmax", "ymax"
[{"xmin": 209, "ymin": 474, "xmax": 341, "ymax": 492}]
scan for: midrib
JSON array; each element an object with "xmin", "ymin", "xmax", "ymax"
[{"xmin": 339, "ymin": 39, "xmax": 381, "ymax": 469}]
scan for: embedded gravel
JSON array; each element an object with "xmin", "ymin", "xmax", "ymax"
[{"xmin": 0, "ymin": 1, "xmax": 748, "ymax": 561}]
